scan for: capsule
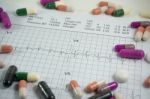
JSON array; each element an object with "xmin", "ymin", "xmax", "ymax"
[
  {"xmin": 97, "ymin": 82, "xmax": 118, "ymax": 94},
  {"xmin": 114, "ymin": 44, "xmax": 135, "ymax": 52},
  {"xmin": 45, "ymin": 2, "xmax": 56, "ymax": 9},
  {"xmin": 19, "ymin": 80, "xmax": 27, "ymax": 99},
  {"xmin": 112, "ymin": 9, "xmax": 124, "ymax": 17},
  {"xmin": 88, "ymin": 92, "xmax": 112, "ymax": 99},
  {"xmin": 131, "ymin": 21, "xmax": 150, "ymax": 28},
  {"xmin": 106, "ymin": 7, "xmax": 115, "ymax": 15},
  {"xmin": 16, "ymin": 8, "xmax": 37, "ymax": 16},
  {"xmin": 142, "ymin": 26, "xmax": 150, "ymax": 41},
  {"xmin": 0, "ymin": 7, "xmax": 3, "ymax": 22},
  {"xmin": 91, "ymin": 8, "xmax": 101, "ymax": 15},
  {"xmin": 70, "ymin": 80, "xmax": 83, "ymax": 99},
  {"xmin": 135, "ymin": 26, "xmax": 145, "ymax": 42},
  {"xmin": 118, "ymin": 49, "xmax": 145, "ymax": 59},
  {"xmin": 0, "ymin": 12, "xmax": 12, "ymax": 29},
  {"xmin": 40, "ymin": 0, "xmax": 59, "ymax": 6},
  {"xmin": 0, "ymin": 44, "xmax": 13, "ymax": 53},
  {"xmin": 3, "ymin": 65, "xmax": 17, "ymax": 87},
  {"xmin": 85, "ymin": 80, "xmax": 106, "ymax": 93},
  {"xmin": 38, "ymin": 81, "xmax": 55, "ymax": 99},
  {"xmin": 16, "ymin": 72, "xmax": 40, "ymax": 82}
]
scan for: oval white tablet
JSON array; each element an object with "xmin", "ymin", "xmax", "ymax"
[{"xmin": 113, "ymin": 69, "xmax": 129, "ymax": 83}]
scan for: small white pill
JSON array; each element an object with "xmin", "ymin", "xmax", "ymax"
[
  {"xmin": 113, "ymin": 69, "xmax": 129, "ymax": 83},
  {"xmin": 145, "ymin": 53, "xmax": 150, "ymax": 63},
  {"xmin": 139, "ymin": 10, "xmax": 150, "ymax": 19},
  {"xmin": 114, "ymin": 92, "xmax": 123, "ymax": 99}
]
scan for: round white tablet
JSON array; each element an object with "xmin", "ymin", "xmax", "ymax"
[
  {"xmin": 145, "ymin": 53, "xmax": 150, "ymax": 63},
  {"xmin": 113, "ymin": 69, "xmax": 129, "ymax": 83},
  {"xmin": 114, "ymin": 92, "xmax": 123, "ymax": 99}
]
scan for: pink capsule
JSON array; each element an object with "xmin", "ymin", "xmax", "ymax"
[
  {"xmin": 118, "ymin": 49, "xmax": 145, "ymax": 59},
  {"xmin": 114, "ymin": 44, "xmax": 135, "ymax": 52},
  {"xmin": 0, "ymin": 12, "xmax": 12, "ymax": 29}
]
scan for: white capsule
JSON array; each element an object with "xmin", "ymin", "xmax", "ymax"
[
  {"xmin": 0, "ymin": 60, "xmax": 5, "ymax": 69},
  {"xmin": 139, "ymin": 10, "xmax": 150, "ymax": 19},
  {"xmin": 142, "ymin": 26, "xmax": 150, "ymax": 41},
  {"xmin": 145, "ymin": 53, "xmax": 150, "ymax": 63},
  {"xmin": 114, "ymin": 92, "xmax": 123, "ymax": 99},
  {"xmin": 113, "ymin": 69, "xmax": 129, "ymax": 83},
  {"xmin": 134, "ymin": 26, "xmax": 145, "ymax": 42},
  {"xmin": 27, "ymin": 73, "xmax": 40, "ymax": 82},
  {"xmin": 101, "ymin": 6, "xmax": 108, "ymax": 13}
]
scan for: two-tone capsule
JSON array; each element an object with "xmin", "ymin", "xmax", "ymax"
[
  {"xmin": 19, "ymin": 80, "xmax": 27, "ymax": 99},
  {"xmin": 143, "ymin": 26, "xmax": 150, "ymax": 41},
  {"xmin": 16, "ymin": 8, "xmax": 37, "ymax": 16},
  {"xmin": 88, "ymin": 91, "xmax": 113, "ymax": 99},
  {"xmin": 134, "ymin": 26, "xmax": 145, "ymax": 42},
  {"xmin": 0, "ymin": 44, "xmax": 13, "ymax": 53},
  {"xmin": 118, "ymin": 49, "xmax": 145, "ymax": 59},
  {"xmin": 70, "ymin": 80, "xmax": 83, "ymax": 99},
  {"xmin": 16, "ymin": 72, "xmax": 40, "ymax": 82},
  {"xmin": 131, "ymin": 21, "xmax": 150, "ymax": 28},
  {"xmin": 38, "ymin": 81, "xmax": 55, "ymax": 99},
  {"xmin": 3, "ymin": 65, "xmax": 17, "ymax": 87},
  {"xmin": 114, "ymin": 44, "xmax": 135, "ymax": 52},
  {"xmin": 84, "ymin": 80, "xmax": 106, "ymax": 93}
]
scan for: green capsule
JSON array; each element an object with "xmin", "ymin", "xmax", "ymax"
[
  {"xmin": 16, "ymin": 8, "xmax": 27, "ymax": 16},
  {"xmin": 45, "ymin": 2, "xmax": 56, "ymax": 9},
  {"xmin": 112, "ymin": 9, "xmax": 124, "ymax": 17}
]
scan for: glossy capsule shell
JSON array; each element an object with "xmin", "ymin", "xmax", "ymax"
[
  {"xmin": 118, "ymin": 49, "xmax": 145, "ymax": 59},
  {"xmin": 142, "ymin": 26, "xmax": 150, "ymax": 41},
  {"xmin": 3, "ymin": 65, "xmax": 17, "ymax": 87},
  {"xmin": 16, "ymin": 8, "xmax": 37, "ymax": 16},
  {"xmin": 19, "ymin": 80, "xmax": 27, "ymax": 99},
  {"xmin": 0, "ymin": 44, "xmax": 13, "ymax": 53},
  {"xmin": 88, "ymin": 92, "xmax": 112, "ymax": 99},
  {"xmin": 0, "ymin": 12, "xmax": 12, "ymax": 29},
  {"xmin": 131, "ymin": 21, "xmax": 150, "ymax": 28},
  {"xmin": 114, "ymin": 44, "xmax": 135, "ymax": 52},
  {"xmin": 38, "ymin": 81, "xmax": 55, "ymax": 99},
  {"xmin": 97, "ymin": 82, "xmax": 118, "ymax": 94},
  {"xmin": 85, "ymin": 80, "xmax": 106, "ymax": 93},
  {"xmin": 112, "ymin": 9, "xmax": 124, "ymax": 17},
  {"xmin": 70, "ymin": 80, "xmax": 83, "ymax": 99},
  {"xmin": 135, "ymin": 26, "xmax": 145, "ymax": 42},
  {"xmin": 40, "ymin": 0, "xmax": 59, "ymax": 6},
  {"xmin": 16, "ymin": 72, "xmax": 40, "ymax": 82}
]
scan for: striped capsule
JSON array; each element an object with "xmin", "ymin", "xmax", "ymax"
[
  {"xmin": 135, "ymin": 26, "xmax": 145, "ymax": 42},
  {"xmin": 3, "ymin": 65, "xmax": 17, "ymax": 87},
  {"xmin": 0, "ymin": 44, "xmax": 13, "ymax": 53},
  {"xmin": 19, "ymin": 80, "xmax": 27, "ymax": 99},
  {"xmin": 118, "ymin": 49, "xmax": 145, "ymax": 59},
  {"xmin": 131, "ymin": 21, "xmax": 150, "ymax": 28},
  {"xmin": 16, "ymin": 8, "xmax": 37, "ymax": 16},
  {"xmin": 0, "ymin": 12, "xmax": 12, "ymax": 29},
  {"xmin": 144, "ymin": 75, "xmax": 150, "ymax": 88},
  {"xmin": 16, "ymin": 72, "xmax": 40, "ymax": 82},
  {"xmin": 142, "ymin": 26, "xmax": 150, "ymax": 41},
  {"xmin": 114, "ymin": 44, "xmax": 135, "ymax": 52},
  {"xmin": 70, "ymin": 80, "xmax": 83, "ymax": 99},
  {"xmin": 88, "ymin": 91, "xmax": 112, "ymax": 99},
  {"xmin": 38, "ymin": 81, "xmax": 55, "ymax": 99},
  {"xmin": 91, "ymin": 8, "xmax": 101, "ymax": 15},
  {"xmin": 85, "ymin": 80, "xmax": 106, "ymax": 93},
  {"xmin": 97, "ymin": 82, "xmax": 118, "ymax": 94}
]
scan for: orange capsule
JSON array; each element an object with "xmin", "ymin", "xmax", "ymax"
[
  {"xmin": 144, "ymin": 76, "xmax": 150, "ymax": 88},
  {"xmin": 99, "ymin": 1, "xmax": 108, "ymax": 7},
  {"xmin": 0, "ymin": 44, "xmax": 13, "ymax": 53},
  {"xmin": 91, "ymin": 8, "xmax": 101, "ymax": 15},
  {"xmin": 19, "ymin": 80, "xmax": 27, "ymax": 99},
  {"xmin": 106, "ymin": 7, "xmax": 115, "ymax": 15},
  {"xmin": 85, "ymin": 80, "xmax": 106, "ymax": 93}
]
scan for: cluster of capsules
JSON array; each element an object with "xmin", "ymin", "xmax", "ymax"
[
  {"xmin": 131, "ymin": 21, "xmax": 150, "ymax": 42},
  {"xmin": 91, "ymin": 1, "xmax": 131, "ymax": 17},
  {"xmin": 0, "ymin": 7, "xmax": 12, "ymax": 29},
  {"xmin": 40, "ymin": 0, "xmax": 74, "ymax": 12},
  {"xmin": 69, "ymin": 80, "xmax": 124, "ymax": 99}
]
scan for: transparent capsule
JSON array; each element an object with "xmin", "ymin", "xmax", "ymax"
[
  {"xmin": 142, "ymin": 26, "xmax": 150, "ymax": 41},
  {"xmin": 0, "ymin": 12, "xmax": 12, "ymax": 29},
  {"xmin": 70, "ymin": 80, "xmax": 83, "ymax": 99},
  {"xmin": 19, "ymin": 80, "xmax": 27, "ymax": 99},
  {"xmin": 114, "ymin": 44, "xmax": 135, "ymax": 52},
  {"xmin": 135, "ymin": 26, "xmax": 145, "ymax": 42}
]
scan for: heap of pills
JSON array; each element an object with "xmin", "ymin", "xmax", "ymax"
[
  {"xmin": 91, "ymin": 1, "xmax": 131, "ymax": 17},
  {"xmin": 131, "ymin": 21, "xmax": 150, "ymax": 41}
]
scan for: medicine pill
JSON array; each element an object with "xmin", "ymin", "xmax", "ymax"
[
  {"xmin": 16, "ymin": 72, "xmax": 40, "ymax": 82},
  {"xmin": 145, "ymin": 52, "xmax": 150, "ymax": 63},
  {"xmin": 91, "ymin": 8, "xmax": 101, "ymax": 15},
  {"xmin": 144, "ymin": 75, "xmax": 150, "ymax": 88},
  {"xmin": 3, "ymin": 65, "xmax": 17, "ymax": 87},
  {"xmin": 16, "ymin": 8, "xmax": 37, "ymax": 16},
  {"xmin": 85, "ymin": 80, "xmax": 106, "ymax": 93},
  {"xmin": 0, "ymin": 44, "xmax": 13, "ymax": 53},
  {"xmin": 38, "ymin": 81, "xmax": 55, "ymax": 99},
  {"xmin": 88, "ymin": 92, "xmax": 112, "ymax": 99},
  {"xmin": 19, "ymin": 80, "xmax": 27, "ymax": 99},
  {"xmin": 0, "ymin": 60, "xmax": 5, "ymax": 69},
  {"xmin": 114, "ymin": 44, "xmax": 135, "ymax": 52},
  {"xmin": 40, "ymin": 0, "xmax": 59, "ymax": 6},
  {"xmin": 106, "ymin": 7, "xmax": 115, "ymax": 15},
  {"xmin": 45, "ymin": 2, "xmax": 56, "ymax": 9},
  {"xmin": 70, "ymin": 80, "xmax": 83, "ymax": 99},
  {"xmin": 114, "ymin": 92, "xmax": 123, "ymax": 99},
  {"xmin": 112, "ymin": 9, "xmax": 124, "ymax": 17},
  {"xmin": 142, "ymin": 26, "xmax": 150, "ymax": 41},
  {"xmin": 118, "ymin": 49, "xmax": 145, "ymax": 59},
  {"xmin": 131, "ymin": 21, "xmax": 150, "ymax": 28},
  {"xmin": 113, "ymin": 69, "xmax": 128, "ymax": 83},
  {"xmin": 139, "ymin": 10, "xmax": 150, "ymax": 19},
  {"xmin": 0, "ymin": 12, "xmax": 12, "ymax": 29},
  {"xmin": 134, "ymin": 26, "xmax": 145, "ymax": 42}
]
